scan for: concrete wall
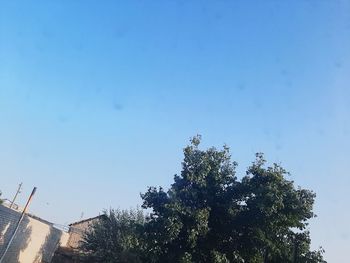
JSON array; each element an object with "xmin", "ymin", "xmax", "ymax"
[
  {"xmin": 59, "ymin": 232, "xmax": 69, "ymax": 248},
  {"xmin": 67, "ymin": 218, "xmax": 100, "ymax": 249},
  {"xmin": 0, "ymin": 205, "xmax": 66, "ymax": 263}
]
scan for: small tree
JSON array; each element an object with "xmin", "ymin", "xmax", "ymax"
[{"xmin": 81, "ymin": 208, "xmax": 146, "ymax": 263}]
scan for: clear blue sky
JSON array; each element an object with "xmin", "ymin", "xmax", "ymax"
[{"xmin": 1, "ymin": 1, "xmax": 349, "ymax": 261}]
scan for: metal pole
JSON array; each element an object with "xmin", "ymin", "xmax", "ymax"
[
  {"xmin": 9, "ymin": 182, "xmax": 22, "ymax": 209},
  {"xmin": 0, "ymin": 187, "xmax": 37, "ymax": 263}
]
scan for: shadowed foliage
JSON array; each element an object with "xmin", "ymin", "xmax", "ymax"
[
  {"xmin": 81, "ymin": 209, "xmax": 146, "ymax": 263},
  {"xmin": 82, "ymin": 137, "xmax": 326, "ymax": 263}
]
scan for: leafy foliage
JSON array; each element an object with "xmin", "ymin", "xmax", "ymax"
[
  {"xmin": 81, "ymin": 209, "xmax": 146, "ymax": 263},
  {"xmin": 82, "ymin": 136, "xmax": 326, "ymax": 263},
  {"xmin": 141, "ymin": 136, "xmax": 325, "ymax": 262}
]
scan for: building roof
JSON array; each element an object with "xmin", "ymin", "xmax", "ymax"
[
  {"xmin": 27, "ymin": 213, "xmax": 54, "ymax": 226},
  {"xmin": 69, "ymin": 215, "xmax": 106, "ymax": 226}
]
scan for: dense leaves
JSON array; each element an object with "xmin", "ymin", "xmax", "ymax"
[
  {"xmin": 82, "ymin": 136, "xmax": 326, "ymax": 263},
  {"xmin": 82, "ymin": 209, "xmax": 146, "ymax": 263}
]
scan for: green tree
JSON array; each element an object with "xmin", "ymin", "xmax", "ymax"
[
  {"xmin": 81, "ymin": 137, "xmax": 325, "ymax": 263},
  {"xmin": 81, "ymin": 208, "xmax": 146, "ymax": 263},
  {"xmin": 141, "ymin": 136, "xmax": 325, "ymax": 263}
]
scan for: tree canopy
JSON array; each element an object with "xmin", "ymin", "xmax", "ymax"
[{"xmin": 82, "ymin": 136, "xmax": 326, "ymax": 263}]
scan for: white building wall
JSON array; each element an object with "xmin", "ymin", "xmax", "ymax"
[{"xmin": 0, "ymin": 205, "xmax": 65, "ymax": 263}]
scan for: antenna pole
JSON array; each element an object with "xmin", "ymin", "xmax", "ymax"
[{"xmin": 9, "ymin": 182, "xmax": 23, "ymax": 209}]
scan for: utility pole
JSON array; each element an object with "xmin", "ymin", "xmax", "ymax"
[
  {"xmin": 0, "ymin": 187, "xmax": 37, "ymax": 263},
  {"xmin": 9, "ymin": 182, "xmax": 22, "ymax": 209}
]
